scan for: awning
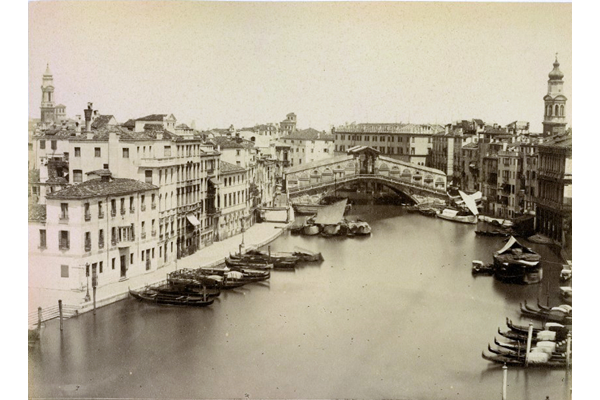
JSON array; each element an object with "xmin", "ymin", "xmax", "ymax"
[{"xmin": 187, "ymin": 214, "xmax": 201, "ymax": 227}]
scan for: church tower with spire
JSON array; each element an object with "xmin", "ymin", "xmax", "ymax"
[
  {"xmin": 542, "ymin": 55, "xmax": 568, "ymax": 136},
  {"xmin": 40, "ymin": 64, "xmax": 56, "ymax": 125}
]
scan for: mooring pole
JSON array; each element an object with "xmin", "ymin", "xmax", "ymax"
[
  {"xmin": 525, "ymin": 323, "xmax": 533, "ymax": 367},
  {"xmin": 502, "ymin": 363, "xmax": 508, "ymax": 400},
  {"xmin": 58, "ymin": 300, "xmax": 63, "ymax": 331},
  {"xmin": 92, "ymin": 263, "xmax": 98, "ymax": 315},
  {"xmin": 566, "ymin": 332, "xmax": 572, "ymax": 369},
  {"xmin": 37, "ymin": 307, "xmax": 42, "ymax": 329}
]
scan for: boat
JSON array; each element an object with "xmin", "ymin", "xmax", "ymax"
[
  {"xmin": 481, "ymin": 351, "xmax": 569, "ymax": 368},
  {"xmin": 289, "ymin": 218, "xmax": 307, "ymax": 235},
  {"xmin": 228, "ymin": 253, "xmax": 296, "ymax": 269},
  {"xmin": 475, "ymin": 230, "xmax": 510, "ymax": 237},
  {"xmin": 147, "ymin": 281, "xmax": 221, "ymax": 298},
  {"xmin": 419, "ymin": 207, "xmax": 438, "ymax": 217},
  {"xmin": 291, "ymin": 248, "xmax": 324, "ymax": 262},
  {"xmin": 497, "ymin": 327, "xmax": 569, "ymax": 343},
  {"xmin": 321, "ymin": 224, "xmax": 341, "ymax": 237},
  {"xmin": 436, "ymin": 208, "xmax": 478, "ymax": 224},
  {"xmin": 224, "ymin": 257, "xmax": 274, "ymax": 270},
  {"xmin": 493, "ymin": 237, "xmax": 542, "ymax": 284},
  {"xmin": 129, "ymin": 288, "xmax": 215, "ymax": 307},
  {"xmin": 244, "ymin": 249, "xmax": 300, "ymax": 264},
  {"xmin": 560, "ymin": 286, "xmax": 572, "ymax": 304},
  {"xmin": 487, "ymin": 344, "xmax": 566, "ymax": 360},
  {"xmin": 199, "ymin": 267, "xmax": 270, "ymax": 283},
  {"xmin": 167, "ymin": 268, "xmax": 247, "ymax": 290},
  {"xmin": 471, "ymin": 260, "xmax": 494, "ymax": 275},
  {"xmin": 520, "ymin": 301, "xmax": 572, "ymax": 324},
  {"xmin": 303, "ymin": 224, "xmax": 321, "ymax": 236},
  {"xmin": 493, "ymin": 338, "xmax": 569, "ymax": 353},
  {"xmin": 354, "ymin": 220, "xmax": 372, "ymax": 235},
  {"xmin": 505, "ymin": 318, "xmax": 568, "ymax": 335}
]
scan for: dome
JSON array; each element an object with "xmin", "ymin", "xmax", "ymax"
[{"xmin": 548, "ymin": 56, "xmax": 564, "ymax": 80}]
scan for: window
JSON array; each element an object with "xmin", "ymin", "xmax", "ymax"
[
  {"xmin": 60, "ymin": 203, "xmax": 69, "ymax": 220},
  {"xmin": 111, "ymin": 199, "xmax": 117, "ymax": 217},
  {"xmin": 130, "ymin": 253, "xmax": 134, "ymax": 264},
  {"xmin": 99, "ymin": 261, "xmax": 103, "ymax": 273},
  {"xmin": 40, "ymin": 140, "xmax": 46, "ymax": 149},
  {"xmin": 95, "ymin": 147, "xmax": 101, "ymax": 157},
  {"xmin": 51, "ymin": 140, "xmax": 57, "ymax": 150},
  {"xmin": 85, "ymin": 232, "xmax": 91, "ymax": 252},
  {"xmin": 103, "ymin": 164, "xmax": 109, "ymax": 170},
  {"xmin": 99, "ymin": 229, "xmax": 104, "ymax": 248},
  {"xmin": 98, "ymin": 201, "xmax": 104, "ymax": 218},
  {"xmin": 75, "ymin": 147, "xmax": 81, "ymax": 157},
  {"xmin": 130, "ymin": 196, "xmax": 135, "ymax": 213},
  {"xmin": 73, "ymin": 170, "xmax": 82, "ymax": 183},
  {"xmin": 61, "ymin": 265, "xmax": 69, "ymax": 278},
  {"xmin": 164, "ymin": 146, "xmax": 171, "ymax": 157},
  {"xmin": 145, "ymin": 170, "xmax": 153, "ymax": 184},
  {"xmin": 39, "ymin": 229, "xmax": 46, "ymax": 248},
  {"xmin": 123, "ymin": 148, "xmax": 129, "ymax": 158},
  {"xmin": 112, "ymin": 258, "xmax": 116, "ymax": 270},
  {"xmin": 120, "ymin": 198, "xmax": 126, "ymax": 215},
  {"xmin": 59, "ymin": 230, "xmax": 70, "ymax": 250}
]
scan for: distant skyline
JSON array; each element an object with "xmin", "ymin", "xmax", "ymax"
[{"xmin": 29, "ymin": 1, "xmax": 571, "ymax": 132}]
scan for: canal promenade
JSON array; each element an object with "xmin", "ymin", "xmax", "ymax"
[{"xmin": 28, "ymin": 221, "xmax": 288, "ymax": 319}]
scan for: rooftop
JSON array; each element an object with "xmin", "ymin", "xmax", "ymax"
[
  {"xmin": 91, "ymin": 115, "xmax": 116, "ymax": 130},
  {"xmin": 47, "ymin": 178, "xmax": 158, "ymax": 200},
  {"xmin": 335, "ymin": 123, "xmax": 444, "ymax": 135},
  {"xmin": 220, "ymin": 160, "xmax": 246, "ymax": 174},
  {"xmin": 282, "ymin": 128, "xmax": 334, "ymax": 141}
]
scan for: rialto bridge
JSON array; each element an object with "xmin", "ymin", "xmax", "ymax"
[{"xmin": 284, "ymin": 146, "xmax": 448, "ymax": 203}]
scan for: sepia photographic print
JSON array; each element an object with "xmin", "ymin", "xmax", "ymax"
[{"xmin": 24, "ymin": 1, "xmax": 585, "ymax": 399}]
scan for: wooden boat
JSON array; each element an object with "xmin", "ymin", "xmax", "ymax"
[
  {"xmin": 419, "ymin": 207, "xmax": 438, "ymax": 217},
  {"xmin": 493, "ymin": 237, "xmax": 543, "ymax": 284},
  {"xmin": 199, "ymin": 267, "xmax": 270, "ymax": 283},
  {"xmin": 493, "ymin": 338, "xmax": 568, "ymax": 355},
  {"xmin": 487, "ymin": 344, "xmax": 566, "ymax": 360},
  {"xmin": 303, "ymin": 224, "xmax": 321, "ymax": 236},
  {"xmin": 129, "ymin": 288, "xmax": 215, "ymax": 307},
  {"xmin": 481, "ymin": 351, "xmax": 569, "ymax": 368},
  {"xmin": 436, "ymin": 209, "xmax": 477, "ymax": 224},
  {"xmin": 506, "ymin": 318, "xmax": 568, "ymax": 335},
  {"xmin": 148, "ymin": 282, "xmax": 221, "ymax": 298},
  {"xmin": 471, "ymin": 260, "xmax": 494, "ymax": 275},
  {"xmin": 227, "ymin": 254, "xmax": 296, "ymax": 269},
  {"xmin": 291, "ymin": 249, "xmax": 324, "ymax": 262},
  {"xmin": 475, "ymin": 230, "xmax": 510, "ymax": 237},
  {"xmin": 497, "ymin": 327, "xmax": 568, "ymax": 343},
  {"xmin": 244, "ymin": 249, "xmax": 300, "ymax": 264},
  {"xmin": 321, "ymin": 224, "xmax": 341, "ymax": 237},
  {"xmin": 224, "ymin": 257, "xmax": 274, "ymax": 270},
  {"xmin": 354, "ymin": 221, "xmax": 372, "ymax": 235},
  {"xmin": 520, "ymin": 301, "xmax": 572, "ymax": 324}
]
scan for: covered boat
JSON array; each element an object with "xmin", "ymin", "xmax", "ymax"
[
  {"xmin": 493, "ymin": 237, "xmax": 542, "ymax": 284},
  {"xmin": 481, "ymin": 351, "xmax": 569, "ymax": 368},
  {"xmin": 520, "ymin": 301, "xmax": 572, "ymax": 324},
  {"xmin": 436, "ymin": 208, "xmax": 478, "ymax": 224}
]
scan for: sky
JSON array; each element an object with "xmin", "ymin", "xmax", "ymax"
[{"xmin": 28, "ymin": 1, "xmax": 571, "ymax": 132}]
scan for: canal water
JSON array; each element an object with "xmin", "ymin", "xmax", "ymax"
[{"xmin": 29, "ymin": 205, "xmax": 571, "ymax": 399}]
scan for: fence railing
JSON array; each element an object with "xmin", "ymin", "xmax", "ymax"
[{"xmin": 28, "ymin": 302, "xmax": 80, "ymax": 329}]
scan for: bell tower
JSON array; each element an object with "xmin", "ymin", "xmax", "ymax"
[
  {"xmin": 40, "ymin": 64, "xmax": 56, "ymax": 125},
  {"xmin": 542, "ymin": 54, "xmax": 568, "ymax": 136}
]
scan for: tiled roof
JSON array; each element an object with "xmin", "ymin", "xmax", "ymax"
[
  {"xmin": 209, "ymin": 136, "xmax": 256, "ymax": 149},
  {"xmin": 47, "ymin": 178, "xmax": 158, "ymax": 200},
  {"xmin": 335, "ymin": 123, "xmax": 443, "ymax": 135},
  {"xmin": 45, "ymin": 176, "xmax": 69, "ymax": 184},
  {"xmin": 541, "ymin": 133, "xmax": 572, "ymax": 149},
  {"xmin": 220, "ymin": 161, "xmax": 246, "ymax": 174},
  {"xmin": 91, "ymin": 115, "xmax": 115, "ymax": 129},
  {"xmin": 29, "ymin": 202, "xmax": 46, "ymax": 222},
  {"xmin": 86, "ymin": 169, "xmax": 112, "ymax": 177},
  {"xmin": 282, "ymin": 128, "xmax": 334, "ymax": 141},
  {"xmin": 122, "ymin": 119, "xmax": 136, "ymax": 129},
  {"xmin": 136, "ymin": 114, "xmax": 167, "ymax": 122},
  {"xmin": 462, "ymin": 142, "xmax": 479, "ymax": 150},
  {"xmin": 176, "ymin": 123, "xmax": 192, "ymax": 130}
]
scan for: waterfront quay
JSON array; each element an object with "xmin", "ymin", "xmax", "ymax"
[
  {"xmin": 28, "ymin": 222, "xmax": 288, "ymax": 317},
  {"xmin": 29, "ymin": 205, "xmax": 571, "ymax": 400}
]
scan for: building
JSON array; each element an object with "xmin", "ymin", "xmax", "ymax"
[
  {"xmin": 333, "ymin": 123, "xmax": 443, "ymax": 166},
  {"xmin": 29, "ymin": 173, "xmax": 159, "ymax": 292},
  {"xmin": 217, "ymin": 161, "xmax": 249, "ymax": 241},
  {"xmin": 280, "ymin": 113, "xmax": 297, "ymax": 135},
  {"xmin": 280, "ymin": 128, "xmax": 335, "ymax": 167},
  {"xmin": 542, "ymin": 56, "xmax": 568, "ymax": 136},
  {"xmin": 39, "ymin": 64, "xmax": 68, "ymax": 126},
  {"xmin": 535, "ymin": 134, "xmax": 572, "ymax": 249}
]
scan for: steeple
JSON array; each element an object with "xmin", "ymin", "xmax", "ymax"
[
  {"xmin": 40, "ymin": 63, "xmax": 56, "ymax": 124},
  {"xmin": 542, "ymin": 55, "xmax": 567, "ymax": 136}
]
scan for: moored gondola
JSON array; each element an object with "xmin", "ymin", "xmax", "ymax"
[
  {"xmin": 481, "ymin": 351, "xmax": 570, "ymax": 368},
  {"xmin": 487, "ymin": 344, "xmax": 566, "ymax": 360},
  {"xmin": 520, "ymin": 301, "xmax": 572, "ymax": 324},
  {"xmin": 129, "ymin": 288, "xmax": 216, "ymax": 307}
]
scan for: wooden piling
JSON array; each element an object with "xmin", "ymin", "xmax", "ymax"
[
  {"xmin": 502, "ymin": 363, "xmax": 508, "ymax": 400},
  {"xmin": 566, "ymin": 332, "xmax": 571, "ymax": 369},
  {"xmin": 525, "ymin": 323, "xmax": 533, "ymax": 367},
  {"xmin": 93, "ymin": 287, "xmax": 97, "ymax": 315},
  {"xmin": 58, "ymin": 300, "xmax": 63, "ymax": 331},
  {"xmin": 37, "ymin": 307, "xmax": 42, "ymax": 329}
]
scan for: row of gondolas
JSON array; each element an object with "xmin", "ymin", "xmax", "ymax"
[
  {"xmin": 289, "ymin": 217, "xmax": 372, "ymax": 237},
  {"xmin": 129, "ymin": 249, "xmax": 323, "ymax": 306},
  {"xmin": 482, "ymin": 300, "xmax": 572, "ymax": 368}
]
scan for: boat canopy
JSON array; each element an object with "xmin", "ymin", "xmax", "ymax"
[
  {"xmin": 495, "ymin": 236, "xmax": 538, "ymax": 256},
  {"xmin": 459, "ymin": 190, "xmax": 479, "ymax": 216},
  {"xmin": 313, "ymin": 199, "xmax": 347, "ymax": 225},
  {"xmin": 440, "ymin": 209, "xmax": 459, "ymax": 218},
  {"xmin": 226, "ymin": 271, "xmax": 244, "ymax": 279}
]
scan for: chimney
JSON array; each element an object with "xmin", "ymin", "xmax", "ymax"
[
  {"xmin": 84, "ymin": 102, "xmax": 94, "ymax": 132},
  {"xmin": 75, "ymin": 115, "xmax": 82, "ymax": 135}
]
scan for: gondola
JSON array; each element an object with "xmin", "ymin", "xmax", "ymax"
[
  {"xmin": 199, "ymin": 267, "xmax": 270, "ymax": 283},
  {"xmin": 493, "ymin": 338, "xmax": 569, "ymax": 353},
  {"xmin": 506, "ymin": 318, "xmax": 569, "ymax": 335},
  {"xmin": 497, "ymin": 327, "xmax": 568, "ymax": 343},
  {"xmin": 481, "ymin": 351, "xmax": 570, "ymax": 368},
  {"xmin": 244, "ymin": 249, "xmax": 299, "ymax": 264},
  {"xmin": 148, "ymin": 282, "xmax": 221, "ymax": 298},
  {"xmin": 228, "ymin": 254, "xmax": 297, "ymax": 269},
  {"xmin": 475, "ymin": 230, "xmax": 510, "ymax": 237},
  {"xmin": 129, "ymin": 288, "xmax": 215, "ymax": 307},
  {"xmin": 487, "ymin": 344, "xmax": 565, "ymax": 360},
  {"xmin": 520, "ymin": 301, "xmax": 572, "ymax": 324}
]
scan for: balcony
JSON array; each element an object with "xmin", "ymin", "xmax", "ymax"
[
  {"xmin": 111, "ymin": 238, "xmax": 118, "ymax": 247},
  {"xmin": 111, "ymin": 209, "xmax": 117, "ymax": 217},
  {"xmin": 98, "ymin": 211, "xmax": 104, "ymax": 219},
  {"xmin": 59, "ymin": 214, "xmax": 69, "ymax": 223},
  {"xmin": 84, "ymin": 242, "xmax": 91, "ymax": 252},
  {"xmin": 130, "ymin": 207, "xmax": 135, "ymax": 214},
  {"xmin": 120, "ymin": 208, "xmax": 126, "ymax": 216},
  {"xmin": 99, "ymin": 241, "xmax": 104, "ymax": 249},
  {"xmin": 84, "ymin": 212, "xmax": 91, "ymax": 221},
  {"xmin": 151, "ymin": 203, "xmax": 157, "ymax": 210},
  {"xmin": 141, "ymin": 232, "xmax": 146, "ymax": 239},
  {"xmin": 151, "ymin": 230, "xmax": 157, "ymax": 237},
  {"xmin": 59, "ymin": 243, "xmax": 70, "ymax": 250},
  {"xmin": 141, "ymin": 204, "xmax": 146, "ymax": 211}
]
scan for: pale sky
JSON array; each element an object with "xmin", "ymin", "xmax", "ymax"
[{"xmin": 29, "ymin": 1, "xmax": 571, "ymax": 132}]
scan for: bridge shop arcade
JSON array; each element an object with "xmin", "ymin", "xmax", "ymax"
[{"xmin": 284, "ymin": 146, "xmax": 448, "ymax": 202}]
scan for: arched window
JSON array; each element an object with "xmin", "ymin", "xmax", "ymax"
[
  {"xmin": 560, "ymin": 105, "xmax": 564, "ymax": 116},
  {"xmin": 547, "ymin": 105, "xmax": 552, "ymax": 116},
  {"xmin": 555, "ymin": 104, "xmax": 559, "ymax": 116}
]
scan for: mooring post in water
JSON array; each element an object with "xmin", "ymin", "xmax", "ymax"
[
  {"xmin": 268, "ymin": 246, "xmax": 271, "ymax": 263},
  {"xmin": 566, "ymin": 332, "xmax": 572, "ymax": 369},
  {"xmin": 502, "ymin": 363, "xmax": 507, "ymax": 400},
  {"xmin": 58, "ymin": 300, "xmax": 63, "ymax": 331},
  {"xmin": 37, "ymin": 307, "xmax": 42, "ymax": 329},
  {"xmin": 525, "ymin": 323, "xmax": 533, "ymax": 367}
]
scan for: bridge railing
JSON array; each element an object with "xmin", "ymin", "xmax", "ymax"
[{"xmin": 288, "ymin": 174, "xmax": 446, "ymax": 196}]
